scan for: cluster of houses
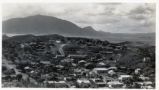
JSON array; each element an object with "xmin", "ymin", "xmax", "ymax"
[{"xmin": 2, "ymin": 37, "xmax": 154, "ymax": 88}]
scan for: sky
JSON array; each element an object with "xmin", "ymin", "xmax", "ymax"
[{"xmin": 2, "ymin": 3, "xmax": 156, "ymax": 33}]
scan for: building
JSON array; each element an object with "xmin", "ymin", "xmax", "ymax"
[
  {"xmin": 133, "ymin": 81, "xmax": 153, "ymax": 89},
  {"xmin": 105, "ymin": 76, "xmax": 116, "ymax": 82},
  {"xmin": 108, "ymin": 70, "xmax": 116, "ymax": 77},
  {"xmin": 77, "ymin": 78, "xmax": 91, "ymax": 88},
  {"xmin": 143, "ymin": 81, "xmax": 153, "ymax": 86},
  {"xmin": 107, "ymin": 81, "xmax": 124, "ymax": 88},
  {"xmin": 78, "ymin": 60, "xmax": 86, "ymax": 64},
  {"xmin": 40, "ymin": 61, "xmax": 51, "ymax": 65},
  {"xmin": 135, "ymin": 68, "xmax": 141, "ymax": 75},
  {"xmin": 91, "ymin": 78, "xmax": 106, "ymax": 88},
  {"xmin": 96, "ymin": 62, "xmax": 106, "ymax": 68},
  {"xmin": 45, "ymin": 81, "xmax": 68, "ymax": 88},
  {"xmin": 93, "ymin": 68, "xmax": 108, "ymax": 74},
  {"xmin": 118, "ymin": 75, "xmax": 133, "ymax": 82},
  {"xmin": 139, "ymin": 75, "xmax": 150, "ymax": 81},
  {"xmin": 68, "ymin": 54, "xmax": 87, "ymax": 59},
  {"xmin": 108, "ymin": 67, "xmax": 117, "ymax": 71}
]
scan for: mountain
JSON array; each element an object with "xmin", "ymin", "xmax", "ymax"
[
  {"xmin": 3, "ymin": 15, "xmax": 109, "ymax": 38},
  {"xmin": 3, "ymin": 15, "xmax": 88, "ymax": 36},
  {"xmin": 3, "ymin": 15, "xmax": 155, "ymax": 45}
]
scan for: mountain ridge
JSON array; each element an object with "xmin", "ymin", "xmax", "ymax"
[{"xmin": 3, "ymin": 15, "xmax": 155, "ymax": 45}]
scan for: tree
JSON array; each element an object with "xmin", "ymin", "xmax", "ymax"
[{"xmin": 17, "ymin": 74, "xmax": 23, "ymax": 81}]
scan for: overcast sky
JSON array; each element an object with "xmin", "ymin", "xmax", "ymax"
[{"xmin": 2, "ymin": 3, "xmax": 155, "ymax": 33}]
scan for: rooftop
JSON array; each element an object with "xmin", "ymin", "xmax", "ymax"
[
  {"xmin": 107, "ymin": 81, "xmax": 123, "ymax": 85},
  {"xmin": 93, "ymin": 68, "xmax": 108, "ymax": 71},
  {"xmin": 77, "ymin": 79, "xmax": 90, "ymax": 84}
]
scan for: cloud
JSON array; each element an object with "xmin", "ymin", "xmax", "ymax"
[
  {"xmin": 125, "ymin": 4, "xmax": 156, "ymax": 33},
  {"xmin": 128, "ymin": 4, "xmax": 155, "ymax": 20},
  {"xmin": 2, "ymin": 3, "xmax": 155, "ymax": 33}
]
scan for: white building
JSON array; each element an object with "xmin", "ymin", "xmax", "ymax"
[
  {"xmin": 107, "ymin": 81, "xmax": 124, "ymax": 88},
  {"xmin": 93, "ymin": 68, "xmax": 108, "ymax": 74},
  {"xmin": 118, "ymin": 75, "xmax": 133, "ymax": 82}
]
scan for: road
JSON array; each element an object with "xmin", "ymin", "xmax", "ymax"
[
  {"xmin": 2, "ymin": 57, "xmax": 38, "ymax": 85},
  {"xmin": 59, "ymin": 44, "xmax": 66, "ymax": 56},
  {"xmin": 54, "ymin": 43, "xmax": 66, "ymax": 56}
]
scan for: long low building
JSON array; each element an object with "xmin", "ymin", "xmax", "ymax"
[
  {"xmin": 107, "ymin": 81, "xmax": 124, "ymax": 88},
  {"xmin": 68, "ymin": 54, "xmax": 87, "ymax": 59},
  {"xmin": 44, "ymin": 80, "xmax": 68, "ymax": 88},
  {"xmin": 77, "ymin": 79, "xmax": 90, "ymax": 84},
  {"xmin": 118, "ymin": 75, "xmax": 133, "ymax": 82},
  {"xmin": 93, "ymin": 68, "xmax": 108, "ymax": 74},
  {"xmin": 76, "ymin": 78, "xmax": 91, "ymax": 88}
]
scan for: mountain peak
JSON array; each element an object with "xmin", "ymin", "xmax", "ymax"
[
  {"xmin": 3, "ymin": 15, "xmax": 83, "ymax": 35},
  {"xmin": 83, "ymin": 26, "xmax": 96, "ymax": 31},
  {"xmin": 26, "ymin": 14, "xmax": 59, "ymax": 20}
]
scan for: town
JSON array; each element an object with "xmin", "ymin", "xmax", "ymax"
[{"xmin": 2, "ymin": 34, "xmax": 155, "ymax": 88}]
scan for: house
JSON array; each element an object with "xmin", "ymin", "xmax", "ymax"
[
  {"xmin": 133, "ymin": 82, "xmax": 144, "ymax": 87},
  {"xmin": 108, "ymin": 67, "xmax": 117, "ymax": 71},
  {"xmin": 88, "ymin": 71, "xmax": 99, "ymax": 78},
  {"xmin": 105, "ymin": 51, "xmax": 113, "ymax": 55},
  {"xmin": 56, "ymin": 65, "xmax": 64, "ymax": 69},
  {"xmin": 118, "ymin": 66, "xmax": 127, "ymax": 72},
  {"xmin": 72, "ymin": 63, "xmax": 77, "ymax": 67},
  {"xmin": 115, "ymin": 46, "xmax": 122, "ymax": 49},
  {"xmin": 96, "ymin": 62, "xmax": 106, "ymax": 68},
  {"xmin": 56, "ymin": 40, "xmax": 61, "ymax": 43},
  {"xmin": 96, "ymin": 82, "xmax": 106, "ymax": 88},
  {"xmin": 77, "ymin": 78, "xmax": 91, "ymax": 88},
  {"xmin": 20, "ymin": 43, "xmax": 25, "ymax": 48},
  {"xmin": 133, "ymin": 81, "xmax": 153, "ymax": 89},
  {"xmin": 74, "ymin": 68, "xmax": 89, "ymax": 77},
  {"xmin": 46, "ymin": 81, "xmax": 68, "ymax": 88},
  {"xmin": 24, "ymin": 66, "xmax": 30, "ymax": 70},
  {"xmin": 54, "ymin": 55, "xmax": 65, "ymax": 59},
  {"xmin": 143, "ymin": 57, "xmax": 151, "ymax": 62},
  {"xmin": 40, "ymin": 61, "xmax": 51, "ymax": 65},
  {"xmin": 77, "ymin": 79, "xmax": 90, "ymax": 84},
  {"xmin": 24, "ymin": 66, "xmax": 31, "ymax": 72},
  {"xmin": 135, "ymin": 68, "xmax": 141, "ymax": 75},
  {"xmin": 118, "ymin": 75, "xmax": 133, "ymax": 82},
  {"xmin": 69, "ymin": 73, "xmax": 76, "ymax": 77},
  {"xmin": 91, "ymin": 78, "xmax": 106, "ymax": 88},
  {"xmin": 93, "ymin": 68, "xmax": 108, "ymax": 74},
  {"xmin": 64, "ymin": 76, "xmax": 76, "ymax": 81},
  {"xmin": 107, "ymin": 81, "xmax": 124, "ymax": 88},
  {"xmin": 108, "ymin": 70, "xmax": 116, "ymax": 77},
  {"xmin": 63, "ymin": 44, "xmax": 83, "ymax": 55},
  {"xmin": 61, "ymin": 58, "xmax": 72, "ymax": 63},
  {"xmin": 143, "ymin": 81, "xmax": 153, "ymax": 86},
  {"xmin": 68, "ymin": 54, "xmax": 87, "ymax": 59},
  {"xmin": 30, "ymin": 61, "xmax": 38, "ymax": 65},
  {"xmin": 78, "ymin": 60, "xmax": 86, "ymax": 64},
  {"xmin": 105, "ymin": 59, "xmax": 117, "ymax": 66},
  {"xmin": 105, "ymin": 76, "xmax": 116, "ymax": 82},
  {"xmin": 139, "ymin": 75, "xmax": 150, "ymax": 81},
  {"xmin": 141, "ymin": 85, "xmax": 153, "ymax": 89},
  {"xmin": 74, "ymin": 69, "xmax": 82, "ymax": 76}
]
